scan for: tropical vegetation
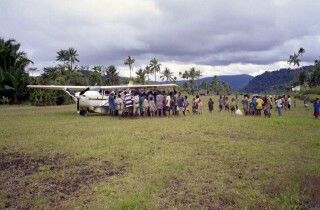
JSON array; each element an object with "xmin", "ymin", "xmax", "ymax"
[{"xmin": 0, "ymin": 38, "xmax": 32, "ymax": 103}]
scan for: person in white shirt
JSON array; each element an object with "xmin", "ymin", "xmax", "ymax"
[
  {"xmin": 149, "ymin": 96, "xmax": 156, "ymax": 117},
  {"xmin": 287, "ymin": 95, "xmax": 292, "ymax": 110},
  {"xmin": 165, "ymin": 92, "xmax": 171, "ymax": 116},
  {"xmin": 133, "ymin": 92, "xmax": 140, "ymax": 117},
  {"xmin": 275, "ymin": 96, "xmax": 283, "ymax": 116},
  {"xmin": 115, "ymin": 94, "xmax": 124, "ymax": 118},
  {"xmin": 143, "ymin": 96, "xmax": 149, "ymax": 117}
]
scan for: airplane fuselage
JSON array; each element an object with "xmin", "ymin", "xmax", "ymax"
[{"xmin": 75, "ymin": 90, "xmax": 109, "ymax": 115}]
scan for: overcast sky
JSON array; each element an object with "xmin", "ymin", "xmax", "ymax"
[{"xmin": 1, "ymin": 0, "xmax": 320, "ymax": 78}]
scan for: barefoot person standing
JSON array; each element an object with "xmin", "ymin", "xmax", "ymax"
[{"xmin": 314, "ymin": 98, "xmax": 320, "ymax": 119}]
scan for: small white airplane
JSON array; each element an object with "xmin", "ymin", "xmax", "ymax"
[{"xmin": 27, "ymin": 83, "xmax": 178, "ymax": 116}]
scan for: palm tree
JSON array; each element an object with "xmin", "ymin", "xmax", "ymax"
[
  {"xmin": 135, "ymin": 68, "xmax": 146, "ymax": 84},
  {"xmin": 66, "ymin": 48, "xmax": 79, "ymax": 70},
  {"xmin": 124, "ymin": 56, "xmax": 135, "ymax": 79},
  {"xmin": 160, "ymin": 67, "xmax": 174, "ymax": 81},
  {"xmin": 149, "ymin": 58, "xmax": 161, "ymax": 82},
  {"xmin": 144, "ymin": 65, "xmax": 151, "ymax": 81},
  {"xmin": 179, "ymin": 67, "xmax": 202, "ymax": 94},
  {"xmin": 288, "ymin": 53, "xmax": 301, "ymax": 68},
  {"xmin": 56, "ymin": 50, "xmax": 68, "ymax": 65},
  {"xmin": 298, "ymin": 47, "xmax": 305, "ymax": 70},
  {"xmin": 56, "ymin": 48, "xmax": 79, "ymax": 70},
  {"xmin": 0, "ymin": 38, "xmax": 33, "ymax": 103},
  {"xmin": 105, "ymin": 65, "xmax": 119, "ymax": 85}
]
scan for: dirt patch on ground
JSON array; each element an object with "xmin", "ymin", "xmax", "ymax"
[
  {"xmin": 0, "ymin": 151, "xmax": 125, "ymax": 209},
  {"xmin": 156, "ymin": 177, "xmax": 236, "ymax": 209},
  {"xmin": 262, "ymin": 180, "xmax": 284, "ymax": 198},
  {"xmin": 202, "ymin": 130, "xmax": 254, "ymax": 141},
  {"xmin": 299, "ymin": 175, "xmax": 320, "ymax": 209}
]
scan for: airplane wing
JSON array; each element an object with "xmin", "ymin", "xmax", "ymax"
[
  {"xmin": 27, "ymin": 83, "xmax": 178, "ymax": 90},
  {"xmin": 27, "ymin": 85, "xmax": 88, "ymax": 91}
]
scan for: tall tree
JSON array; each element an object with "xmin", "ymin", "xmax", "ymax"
[
  {"xmin": 211, "ymin": 75, "xmax": 221, "ymax": 95},
  {"xmin": 124, "ymin": 56, "xmax": 135, "ymax": 79},
  {"xmin": 89, "ymin": 66, "xmax": 103, "ymax": 86},
  {"xmin": 66, "ymin": 48, "xmax": 79, "ymax": 70},
  {"xmin": 135, "ymin": 68, "xmax": 146, "ymax": 84},
  {"xmin": 149, "ymin": 58, "xmax": 161, "ymax": 82},
  {"xmin": 0, "ymin": 38, "xmax": 32, "ymax": 103},
  {"xmin": 298, "ymin": 71, "xmax": 308, "ymax": 85},
  {"xmin": 104, "ymin": 65, "xmax": 119, "ymax": 85},
  {"xmin": 144, "ymin": 65, "xmax": 151, "ymax": 81},
  {"xmin": 56, "ymin": 48, "xmax": 79, "ymax": 70},
  {"xmin": 288, "ymin": 53, "xmax": 301, "ymax": 68},
  {"xmin": 310, "ymin": 60, "xmax": 320, "ymax": 86},
  {"xmin": 160, "ymin": 67, "xmax": 174, "ymax": 81},
  {"xmin": 56, "ymin": 50, "xmax": 68, "ymax": 66},
  {"xmin": 179, "ymin": 67, "xmax": 201, "ymax": 94},
  {"xmin": 298, "ymin": 47, "xmax": 305, "ymax": 69}
]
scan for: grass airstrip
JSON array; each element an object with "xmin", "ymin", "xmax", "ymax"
[{"xmin": 0, "ymin": 96, "xmax": 320, "ymax": 209}]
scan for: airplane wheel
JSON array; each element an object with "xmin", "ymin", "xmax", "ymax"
[{"xmin": 79, "ymin": 109, "xmax": 87, "ymax": 116}]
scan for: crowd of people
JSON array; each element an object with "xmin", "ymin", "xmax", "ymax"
[
  {"xmin": 239, "ymin": 95, "xmax": 292, "ymax": 117},
  {"xmin": 106, "ymin": 90, "xmax": 320, "ymax": 119},
  {"xmin": 107, "ymin": 90, "xmax": 204, "ymax": 118}
]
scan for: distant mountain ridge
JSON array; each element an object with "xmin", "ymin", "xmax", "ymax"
[
  {"xmin": 198, "ymin": 74, "xmax": 253, "ymax": 90},
  {"xmin": 242, "ymin": 66, "xmax": 314, "ymax": 93}
]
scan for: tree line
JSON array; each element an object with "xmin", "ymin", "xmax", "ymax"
[
  {"xmin": 2, "ymin": 37, "xmax": 233, "ymax": 105},
  {"xmin": 288, "ymin": 48, "xmax": 320, "ymax": 86}
]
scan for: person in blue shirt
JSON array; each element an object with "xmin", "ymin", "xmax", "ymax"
[
  {"xmin": 314, "ymin": 98, "xmax": 319, "ymax": 119},
  {"xmin": 252, "ymin": 96, "xmax": 257, "ymax": 115},
  {"xmin": 108, "ymin": 92, "xmax": 116, "ymax": 115}
]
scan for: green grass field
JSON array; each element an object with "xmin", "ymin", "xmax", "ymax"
[{"xmin": 1, "ymin": 97, "xmax": 320, "ymax": 209}]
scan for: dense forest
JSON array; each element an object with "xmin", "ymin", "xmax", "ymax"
[{"xmin": 242, "ymin": 66, "xmax": 313, "ymax": 93}]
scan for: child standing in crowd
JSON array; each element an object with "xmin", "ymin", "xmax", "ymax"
[
  {"xmin": 139, "ymin": 93, "xmax": 145, "ymax": 116},
  {"xmin": 124, "ymin": 91, "xmax": 133, "ymax": 116},
  {"xmin": 252, "ymin": 96, "xmax": 257, "ymax": 114},
  {"xmin": 242, "ymin": 95, "xmax": 249, "ymax": 115},
  {"xmin": 219, "ymin": 95, "xmax": 224, "ymax": 112},
  {"xmin": 314, "ymin": 98, "xmax": 319, "ymax": 119},
  {"xmin": 143, "ymin": 95, "xmax": 149, "ymax": 117},
  {"xmin": 177, "ymin": 93, "xmax": 185, "ymax": 116},
  {"xmin": 194, "ymin": 95, "xmax": 200, "ymax": 114},
  {"xmin": 115, "ymin": 94, "xmax": 124, "ymax": 118},
  {"xmin": 235, "ymin": 95, "xmax": 239, "ymax": 110},
  {"xmin": 192, "ymin": 98, "xmax": 197, "ymax": 114},
  {"xmin": 287, "ymin": 95, "xmax": 292, "ymax": 110},
  {"xmin": 149, "ymin": 96, "xmax": 156, "ymax": 117},
  {"xmin": 198, "ymin": 99, "xmax": 203, "ymax": 114},
  {"xmin": 108, "ymin": 91, "xmax": 116, "ymax": 115},
  {"xmin": 263, "ymin": 96, "xmax": 271, "ymax": 118},
  {"xmin": 255, "ymin": 96, "xmax": 264, "ymax": 116},
  {"xmin": 304, "ymin": 97, "xmax": 309, "ymax": 110},
  {"xmin": 156, "ymin": 91, "xmax": 164, "ymax": 117},
  {"xmin": 230, "ymin": 98, "xmax": 236, "ymax": 113},
  {"xmin": 275, "ymin": 96, "xmax": 283, "ymax": 116},
  {"xmin": 165, "ymin": 92, "xmax": 171, "ymax": 116},
  {"xmin": 224, "ymin": 96, "xmax": 230, "ymax": 111},
  {"xmin": 133, "ymin": 92, "xmax": 140, "ymax": 116},
  {"xmin": 184, "ymin": 96, "xmax": 190, "ymax": 114},
  {"xmin": 208, "ymin": 98, "xmax": 214, "ymax": 113}
]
